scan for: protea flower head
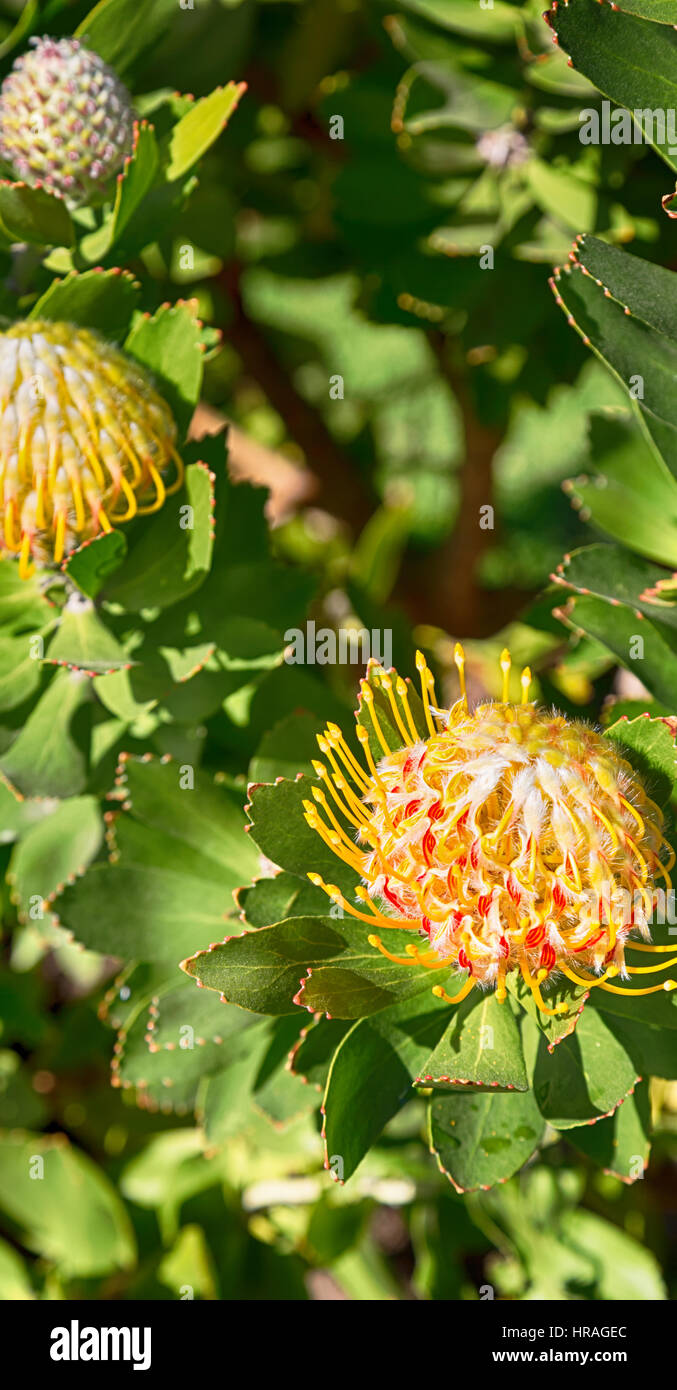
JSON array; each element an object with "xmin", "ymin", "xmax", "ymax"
[
  {"xmin": 305, "ymin": 650, "xmax": 677, "ymax": 1016},
  {"xmin": 0, "ymin": 319, "xmax": 183, "ymax": 578},
  {"xmin": 0, "ymin": 36, "xmax": 134, "ymax": 206}
]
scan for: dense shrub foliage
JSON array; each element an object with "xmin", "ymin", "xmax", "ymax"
[{"xmin": 0, "ymin": 0, "xmax": 675, "ymax": 1303}]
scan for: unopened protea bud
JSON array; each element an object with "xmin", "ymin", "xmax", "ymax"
[
  {"xmin": 304, "ymin": 649, "xmax": 677, "ymax": 1016},
  {"xmin": 0, "ymin": 320, "xmax": 183, "ymax": 577},
  {"xmin": 0, "ymin": 36, "xmax": 134, "ymax": 207}
]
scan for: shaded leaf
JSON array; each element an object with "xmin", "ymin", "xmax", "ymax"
[
  {"xmin": 0, "ymin": 670, "xmax": 90, "ymax": 798},
  {"xmin": 64, "ymin": 531, "xmax": 127, "ymax": 600},
  {"xmin": 8, "ymin": 796, "xmax": 103, "ymax": 919},
  {"xmin": 567, "ymin": 1079, "xmax": 651, "ymax": 1182},
  {"xmin": 29, "ymin": 267, "xmax": 140, "ymax": 340},
  {"xmin": 531, "ymin": 1009, "xmax": 640, "ymax": 1130},
  {"xmin": 125, "ymin": 302, "xmax": 204, "ymax": 436},
  {"xmin": 416, "ymin": 992, "xmax": 529, "ymax": 1090},
  {"xmin": 428, "ymin": 1088, "xmax": 544, "ymax": 1193},
  {"xmin": 75, "ymin": 0, "xmax": 177, "ymax": 73},
  {"xmin": 45, "ymin": 596, "xmax": 130, "ymax": 675},
  {"xmin": 102, "ymin": 462, "xmax": 214, "ymax": 611},
  {"xmin": 0, "ymin": 181, "xmax": 74, "ymax": 247},
  {"xmin": 0, "ymin": 1131, "xmax": 136, "ymax": 1277},
  {"xmin": 322, "ymin": 989, "xmax": 450, "ymax": 1179}
]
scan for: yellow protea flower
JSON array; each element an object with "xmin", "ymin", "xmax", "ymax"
[
  {"xmin": 305, "ymin": 649, "xmax": 677, "ymax": 1017},
  {"xmin": 0, "ymin": 320, "xmax": 184, "ymax": 578}
]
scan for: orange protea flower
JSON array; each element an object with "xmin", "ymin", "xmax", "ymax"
[
  {"xmin": 304, "ymin": 649, "xmax": 677, "ymax": 1017},
  {"xmin": 0, "ymin": 320, "xmax": 184, "ymax": 578}
]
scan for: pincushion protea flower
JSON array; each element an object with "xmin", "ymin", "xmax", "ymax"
[
  {"xmin": 0, "ymin": 320, "xmax": 183, "ymax": 577},
  {"xmin": 0, "ymin": 36, "xmax": 134, "ymax": 207},
  {"xmin": 304, "ymin": 650, "xmax": 677, "ymax": 1017}
]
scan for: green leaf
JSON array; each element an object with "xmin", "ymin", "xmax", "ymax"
[
  {"xmin": 567, "ymin": 1079, "xmax": 651, "ymax": 1182},
  {"xmin": 0, "ymin": 670, "xmax": 90, "ymax": 798},
  {"xmin": 321, "ymin": 990, "xmax": 450, "ymax": 1180},
  {"xmin": 554, "ymin": 542, "xmax": 677, "ymax": 632},
  {"xmin": 556, "ymin": 592, "xmax": 677, "ymax": 708},
  {"xmin": 0, "ymin": 559, "xmax": 52, "ymax": 633},
  {"xmin": 120, "ymin": 1129, "xmax": 221, "ymax": 1212},
  {"xmin": 415, "ymin": 992, "xmax": 529, "ymax": 1090},
  {"xmin": 102, "ymin": 462, "xmax": 214, "ymax": 611},
  {"xmin": 80, "ymin": 122, "xmax": 159, "ymax": 262},
  {"xmin": 0, "ymin": 781, "xmax": 65, "ymax": 848},
  {"xmin": 64, "ymin": 531, "xmax": 128, "ymax": 600},
  {"xmin": 200, "ymin": 1017, "xmax": 311, "ymax": 1139},
  {"xmin": 28, "ymin": 267, "xmax": 140, "ymax": 340},
  {"xmin": 199, "ymin": 561, "xmax": 317, "ymax": 652},
  {"xmin": 558, "ymin": 1207, "xmax": 666, "ymax": 1299},
  {"xmin": 158, "ymin": 1225, "xmax": 217, "ymax": 1301},
  {"xmin": 249, "ymin": 712, "xmax": 326, "ymax": 784},
  {"xmin": 53, "ymin": 860, "xmax": 229, "ymax": 964},
  {"xmin": 571, "ymin": 234, "xmax": 677, "ymax": 338},
  {"xmin": 0, "ymin": 1237, "xmax": 34, "ymax": 1300},
  {"xmin": 531, "ymin": 1008, "xmax": 640, "ymax": 1130},
  {"xmin": 0, "ymin": 1131, "xmax": 136, "ymax": 1277},
  {"xmin": 116, "ymin": 979, "xmax": 265, "ymax": 1113},
  {"xmin": 605, "ymin": 712, "xmax": 677, "ymax": 809},
  {"xmin": 0, "ymin": 182, "xmax": 74, "ymax": 247},
  {"xmin": 600, "ymin": 1012, "xmax": 677, "ymax": 1078},
  {"xmin": 0, "ymin": 0, "xmax": 38, "ymax": 62},
  {"xmin": 125, "ymin": 302, "xmax": 205, "ymax": 436},
  {"xmin": 120, "ymin": 755, "xmax": 259, "ymax": 880},
  {"xmin": 547, "ymin": 0, "xmax": 677, "ymax": 172},
  {"xmin": 614, "ymin": 2, "xmax": 677, "ymax": 18},
  {"xmin": 200, "ymin": 1020, "xmax": 274, "ymax": 1142},
  {"xmin": 75, "ymin": 0, "xmax": 177, "ymax": 73},
  {"xmin": 526, "ymin": 158, "xmax": 597, "ymax": 233},
  {"xmin": 237, "ymin": 871, "xmax": 328, "ymax": 928},
  {"xmin": 0, "ymin": 1052, "xmax": 47, "ymax": 1129},
  {"xmin": 8, "ymin": 797, "xmax": 103, "ymax": 920},
  {"xmin": 250, "ymin": 1016, "xmax": 312, "ymax": 1126},
  {"xmin": 0, "ymin": 633, "xmax": 44, "ymax": 712},
  {"xmin": 396, "ymin": 0, "xmax": 519, "ymax": 41},
  {"xmin": 428, "ymin": 1087, "xmax": 545, "ymax": 1193},
  {"xmin": 181, "ymin": 916, "xmax": 437, "ymax": 1018},
  {"xmin": 165, "ymin": 84, "xmax": 247, "ymax": 182},
  {"xmin": 553, "ymin": 239, "xmax": 677, "ymax": 478},
  {"xmin": 564, "ymin": 414, "xmax": 677, "ymax": 566},
  {"xmin": 507, "ymin": 972, "xmax": 589, "ymax": 1053},
  {"xmin": 289, "ymin": 1016, "xmax": 352, "ymax": 1091},
  {"xmin": 53, "ymin": 757, "xmax": 259, "ymax": 962},
  {"xmin": 592, "ymin": 979, "xmax": 677, "ymax": 1033},
  {"xmin": 45, "ymin": 596, "xmax": 130, "ymax": 675},
  {"xmin": 246, "ymin": 777, "xmax": 359, "ymax": 898}
]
